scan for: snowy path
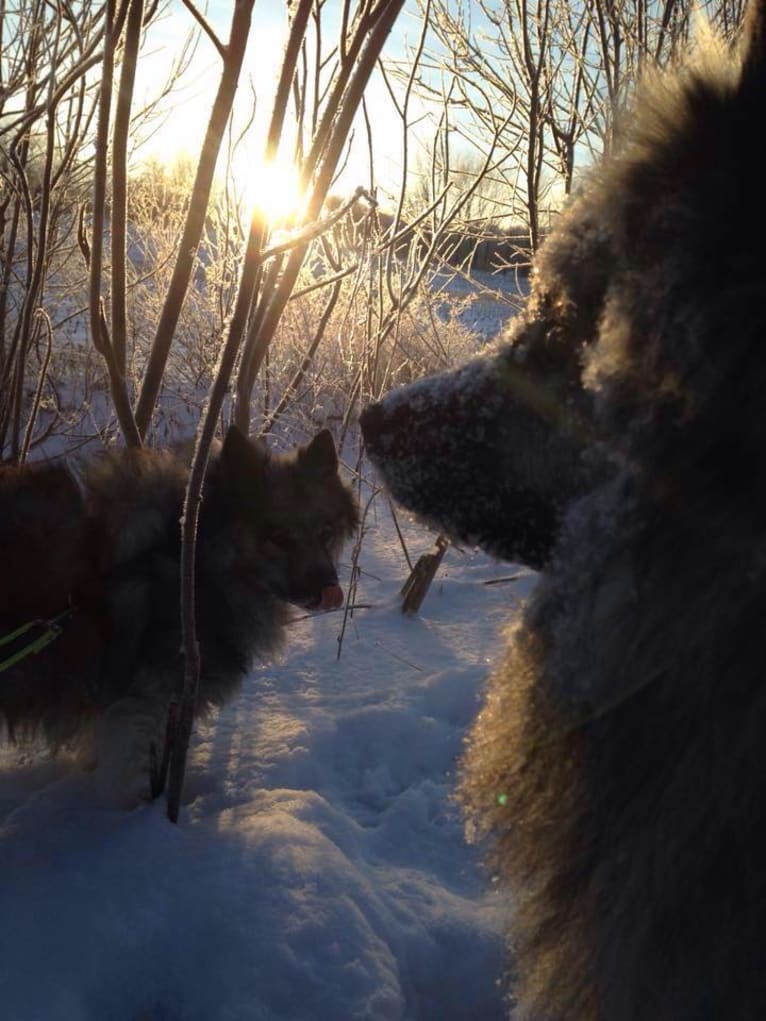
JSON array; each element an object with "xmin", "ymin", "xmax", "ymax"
[{"xmin": 0, "ymin": 507, "xmax": 535, "ymax": 1021}]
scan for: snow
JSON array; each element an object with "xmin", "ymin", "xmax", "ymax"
[
  {"xmin": 0, "ymin": 495, "xmax": 537, "ymax": 1021},
  {"xmin": 430, "ymin": 268, "xmax": 526, "ymax": 341}
]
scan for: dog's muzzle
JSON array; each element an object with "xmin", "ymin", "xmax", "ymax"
[{"xmin": 303, "ymin": 584, "xmax": 344, "ymax": 612}]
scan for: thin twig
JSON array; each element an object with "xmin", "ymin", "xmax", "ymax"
[
  {"xmin": 387, "ymin": 496, "xmax": 413, "ymax": 572},
  {"xmin": 111, "ymin": 0, "xmax": 145, "ymax": 376},
  {"xmin": 261, "ymin": 276, "xmax": 343, "ymax": 435},
  {"xmin": 166, "ymin": 213, "xmax": 266, "ymax": 824},
  {"xmin": 19, "ymin": 310, "xmax": 53, "ymax": 464},
  {"xmin": 259, "ymin": 187, "xmax": 374, "ymax": 263},
  {"xmin": 337, "ymin": 483, "xmax": 380, "ymax": 661},
  {"xmin": 180, "ymin": 0, "xmax": 226, "ymax": 59},
  {"xmin": 135, "ymin": 0, "xmax": 256, "ymax": 439}
]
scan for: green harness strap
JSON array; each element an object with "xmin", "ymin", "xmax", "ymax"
[{"xmin": 0, "ymin": 610, "xmax": 72, "ymax": 675}]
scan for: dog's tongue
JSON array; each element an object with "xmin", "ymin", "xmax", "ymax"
[{"xmin": 319, "ymin": 584, "xmax": 344, "ymax": 610}]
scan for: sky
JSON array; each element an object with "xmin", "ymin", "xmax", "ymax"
[{"xmin": 134, "ymin": 0, "xmax": 431, "ymax": 210}]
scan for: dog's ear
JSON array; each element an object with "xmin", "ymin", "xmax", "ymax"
[
  {"xmin": 220, "ymin": 424, "xmax": 268, "ymax": 478},
  {"xmin": 299, "ymin": 429, "xmax": 338, "ymax": 477},
  {"xmin": 741, "ymin": 0, "xmax": 766, "ymax": 90}
]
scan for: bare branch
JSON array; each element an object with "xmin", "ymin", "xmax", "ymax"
[
  {"xmin": 135, "ymin": 0, "xmax": 256, "ymax": 438},
  {"xmin": 180, "ymin": 0, "xmax": 226, "ymax": 59}
]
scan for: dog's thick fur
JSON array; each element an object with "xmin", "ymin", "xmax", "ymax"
[
  {"xmin": 0, "ymin": 427, "xmax": 357, "ymax": 798},
  {"xmin": 362, "ymin": 4, "xmax": 766, "ymax": 1018}
]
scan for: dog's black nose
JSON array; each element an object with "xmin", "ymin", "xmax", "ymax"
[{"xmin": 359, "ymin": 401, "xmax": 386, "ymax": 445}]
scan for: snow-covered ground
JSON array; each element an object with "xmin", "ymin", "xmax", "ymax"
[
  {"xmin": 430, "ymin": 268, "xmax": 526, "ymax": 342},
  {"xmin": 0, "ymin": 487, "xmax": 536, "ymax": 1020}
]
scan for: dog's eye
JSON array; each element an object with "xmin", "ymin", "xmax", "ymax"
[
  {"xmin": 319, "ymin": 524, "xmax": 335, "ymax": 544},
  {"xmin": 267, "ymin": 529, "xmax": 293, "ymax": 549}
]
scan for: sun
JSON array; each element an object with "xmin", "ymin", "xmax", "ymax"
[{"xmin": 244, "ymin": 154, "xmax": 308, "ymax": 229}]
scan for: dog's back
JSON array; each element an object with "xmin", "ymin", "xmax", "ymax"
[{"xmin": 0, "ymin": 461, "xmax": 92, "ymax": 623}]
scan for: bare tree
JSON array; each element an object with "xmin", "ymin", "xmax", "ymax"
[
  {"xmin": 406, "ymin": 0, "xmax": 748, "ymax": 259},
  {"xmin": 164, "ymin": 0, "xmax": 408, "ymax": 822},
  {"xmin": 0, "ymin": 0, "xmax": 107, "ymax": 458}
]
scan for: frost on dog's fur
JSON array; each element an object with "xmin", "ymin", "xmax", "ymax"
[
  {"xmin": 360, "ymin": 344, "xmax": 595, "ymax": 568},
  {"xmin": 363, "ymin": 2, "xmax": 766, "ymax": 1017},
  {"xmin": 0, "ymin": 426, "xmax": 358, "ymax": 801}
]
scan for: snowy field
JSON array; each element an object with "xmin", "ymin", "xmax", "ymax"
[
  {"xmin": 0, "ymin": 477, "xmax": 536, "ymax": 1020},
  {"xmin": 430, "ymin": 268, "xmax": 524, "ymax": 341}
]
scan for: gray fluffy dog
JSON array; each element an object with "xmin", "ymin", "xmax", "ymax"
[{"xmin": 362, "ymin": 3, "xmax": 766, "ymax": 1018}]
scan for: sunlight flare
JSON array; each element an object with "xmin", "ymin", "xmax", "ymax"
[{"xmin": 245, "ymin": 155, "xmax": 307, "ymax": 228}]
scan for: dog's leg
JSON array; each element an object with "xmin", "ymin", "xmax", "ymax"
[{"xmin": 94, "ymin": 679, "xmax": 172, "ymax": 807}]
